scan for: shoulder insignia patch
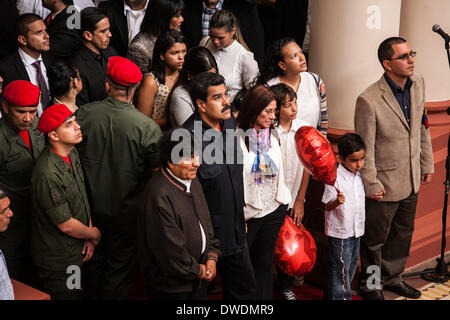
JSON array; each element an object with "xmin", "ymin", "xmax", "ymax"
[{"xmin": 50, "ymin": 187, "xmax": 64, "ymax": 206}]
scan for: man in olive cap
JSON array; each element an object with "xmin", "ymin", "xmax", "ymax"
[
  {"xmin": 0, "ymin": 80, "xmax": 46, "ymax": 285},
  {"xmin": 31, "ymin": 103, "xmax": 101, "ymax": 300},
  {"xmin": 77, "ymin": 56, "xmax": 162, "ymax": 300}
]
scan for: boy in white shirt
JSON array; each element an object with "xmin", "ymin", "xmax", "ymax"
[
  {"xmin": 271, "ymin": 83, "xmax": 310, "ymax": 300},
  {"xmin": 321, "ymin": 133, "xmax": 366, "ymax": 300}
]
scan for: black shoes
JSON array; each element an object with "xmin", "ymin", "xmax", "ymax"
[
  {"xmin": 361, "ymin": 290, "xmax": 385, "ymax": 300},
  {"xmin": 383, "ymin": 281, "xmax": 421, "ymax": 299}
]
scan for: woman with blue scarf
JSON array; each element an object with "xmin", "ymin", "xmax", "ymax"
[{"xmin": 237, "ymin": 85, "xmax": 291, "ymax": 300}]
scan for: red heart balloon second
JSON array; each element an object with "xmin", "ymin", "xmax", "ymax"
[
  {"xmin": 274, "ymin": 215, "xmax": 317, "ymax": 277},
  {"xmin": 294, "ymin": 126, "xmax": 337, "ymax": 186}
]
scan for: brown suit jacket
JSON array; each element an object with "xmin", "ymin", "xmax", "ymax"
[{"xmin": 354, "ymin": 74, "xmax": 434, "ymax": 202}]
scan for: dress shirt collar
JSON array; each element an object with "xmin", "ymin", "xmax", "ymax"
[
  {"xmin": 276, "ymin": 119, "xmax": 302, "ymax": 135},
  {"xmin": 167, "ymin": 168, "xmax": 192, "ymax": 193},
  {"xmin": 384, "ymin": 73, "xmax": 413, "ymax": 93},
  {"xmin": 221, "ymin": 39, "xmax": 237, "ymax": 53},
  {"xmin": 51, "ymin": 8, "xmax": 64, "ymax": 20},
  {"xmin": 18, "ymin": 48, "xmax": 42, "ymax": 66},
  {"xmin": 123, "ymin": 0, "xmax": 148, "ymax": 16},
  {"xmin": 338, "ymin": 163, "xmax": 360, "ymax": 181}
]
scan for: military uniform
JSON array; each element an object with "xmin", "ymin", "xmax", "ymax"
[
  {"xmin": 31, "ymin": 145, "xmax": 91, "ymax": 299},
  {"xmin": 77, "ymin": 96, "xmax": 162, "ymax": 299},
  {"xmin": 0, "ymin": 117, "xmax": 45, "ymax": 283}
]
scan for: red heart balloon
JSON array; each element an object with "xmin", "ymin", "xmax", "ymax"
[
  {"xmin": 294, "ymin": 126, "xmax": 337, "ymax": 186},
  {"xmin": 274, "ymin": 215, "xmax": 317, "ymax": 277}
]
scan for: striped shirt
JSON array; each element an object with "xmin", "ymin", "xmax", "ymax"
[
  {"xmin": 0, "ymin": 250, "xmax": 14, "ymax": 300},
  {"xmin": 202, "ymin": 0, "xmax": 224, "ymax": 37},
  {"xmin": 204, "ymin": 40, "xmax": 259, "ymax": 102}
]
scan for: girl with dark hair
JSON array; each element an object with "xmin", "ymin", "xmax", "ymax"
[
  {"xmin": 237, "ymin": 84, "xmax": 291, "ymax": 300},
  {"xmin": 201, "ymin": 10, "xmax": 259, "ymax": 103},
  {"xmin": 127, "ymin": 0, "xmax": 184, "ymax": 75},
  {"xmin": 47, "ymin": 62, "xmax": 82, "ymax": 112},
  {"xmin": 258, "ymin": 37, "xmax": 328, "ymax": 137},
  {"xmin": 136, "ymin": 30, "xmax": 187, "ymax": 129},
  {"xmin": 168, "ymin": 46, "xmax": 218, "ymax": 127}
]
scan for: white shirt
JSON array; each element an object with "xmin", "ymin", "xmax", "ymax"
[
  {"xmin": 124, "ymin": 0, "xmax": 149, "ymax": 45},
  {"xmin": 169, "ymin": 86, "xmax": 195, "ymax": 127},
  {"xmin": 275, "ymin": 119, "xmax": 308, "ymax": 209},
  {"xmin": 0, "ymin": 250, "xmax": 14, "ymax": 300},
  {"xmin": 18, "ymin": 48, "xmax": 50, "ymax": 117},
  {"xmin": 204, "ymin": 40, "xmax": 259, "ymax": 102},
  {"xmin": 267, "ymin": 72, "xmax": 320, "ymax": 128},
  {"xmin": 240, "ymin": 134, "xmax": 292, "ymax": 220},
  {"xmin": 167, "ymin": 168, "xmax": 206, "ymax": 254},
  {"xmin": 16, "ymin": 0, "xmax": 95, "ymax": 18},
  {"xmin": 321, "ymin": 164, "xmax": 366, "ymax": 239}
]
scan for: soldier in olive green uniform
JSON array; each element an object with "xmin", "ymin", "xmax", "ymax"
[
  {"xmin": 0, "ymin": 80, "xmax": 45, "ymax": 285},
  {"xmin": 31, "ymin": 104, "xmax": 101, "ymax": 300},
  {"xmin": 76, "ymin": 57, "xmax": 162, "ymax": 300}
]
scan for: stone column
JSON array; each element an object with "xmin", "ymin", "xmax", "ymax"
[
  {"xmin": 400, "ymin": 0, "xmax": 450, "ymax": 103},
  {"xmin": 308, "ymin": 0, "xmax": 402, "ymax": 131}
]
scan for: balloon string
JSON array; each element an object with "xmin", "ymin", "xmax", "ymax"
[{"xmin": 334, "ymin": 185, "xmax": 341, "ymax": 194}]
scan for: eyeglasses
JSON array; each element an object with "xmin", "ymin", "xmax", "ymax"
[{"xmin": 388, "ymin": 51, "xmax": 416, "ymax": 61}]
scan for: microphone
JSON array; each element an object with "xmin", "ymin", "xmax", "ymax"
[{"xmin": 432, "ymin": 24, "xmax": 450, "ymax": 42}]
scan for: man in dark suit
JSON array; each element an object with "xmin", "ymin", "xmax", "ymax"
[
  {"xmin": 183, "ymin": 72, "xmax": 257, "ymax": 300},
  {"xmin": 0, "ymin": 14, "xmax": 54, "ymax": 116},
  {"xmin": 42, "ymin": 0, "xmax": 82, "ymax": 61},
  {"xmin": 181, "ymin": 0, "xmax": 265, "ymax": 62},
  {"xmin": 71, "ymin": 7, "xmax": 117, "ymax": 106},
  {"xmin": 99, "ymin": 0, "xmax": 148, "ymax": 57}
]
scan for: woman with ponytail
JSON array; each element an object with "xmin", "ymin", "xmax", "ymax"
[{"xmin": 201, "ymin": 10, "xmax": 259, "ymax": 103}]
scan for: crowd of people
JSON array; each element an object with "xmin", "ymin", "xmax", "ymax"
[{"xmin": 0, "ymin": 0, "xmax": 434, "ymax": 301}]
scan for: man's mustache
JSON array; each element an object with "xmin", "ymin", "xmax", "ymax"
[{"xmin": 221, "ymin": 105, "xmax": 231, "ymax": 113}]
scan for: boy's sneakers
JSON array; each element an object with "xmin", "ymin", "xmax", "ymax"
[{"xmin": 279, "ymin": 290, "xmax": 297, "ymax": 300}]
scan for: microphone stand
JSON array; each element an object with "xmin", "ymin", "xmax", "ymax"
[
  {"xmin": 403, "ymin": 130, "xmax": 450, "ymax": 283},
  {"xmin": 446, "ymin": 39, "xmax": 450, "ymax": 69}
]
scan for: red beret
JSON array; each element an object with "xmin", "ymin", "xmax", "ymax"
[
  {"xmin": 3, "ymin": 80, "xmax": 41, "ymax": 106},
  {"xmin": 38, "ymin": 104, "xmax": 73, "ymax": 133},
  {"xmin": 107, "ymin": 56, "xmax": 142, "ymax": 87}
]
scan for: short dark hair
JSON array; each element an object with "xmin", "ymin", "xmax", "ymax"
[
  {"xmin": 270, "ymin": 83, "xmax": 297, "ymax": 112},
  {"xmin": 0, "ymin": 188, "xmax": 7, "ymax": 201},
  {"xmin": 80, "ymin": 7, "xmax": 108, "ymax": 36},
  {"xmin": 15, "ymin": 13, "xmax": 43, "ymax": 38},
  {"xmin": 47, "ymin": 62, "xmax": 79, "ymax": 98},
  {"xmin": 189, "ymin": 71, "xmax": 225, "ymax": 107},
  {"xmin": 338, "ymin": 133, "xmax": 366, "ymax": 159},
  {"xmin": 159, "ymin": 128, "xmax": 196, "ymax": 169},
  {"xmin": 377, "ymin": 37, "xmax": 407, "ymax": 65}
]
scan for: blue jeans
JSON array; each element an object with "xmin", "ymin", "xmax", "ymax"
[{"xmin": 327, "ymin": 236, "xmax": 360, "ymax": 300}]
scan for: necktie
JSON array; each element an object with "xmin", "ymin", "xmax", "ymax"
[
  {"xmin": 45, "ymin": 14, "xmax": 52, "ymax": 26},
  {"xmin": 32, "ymin": 60, "xmax": 50, "ymax": 110}
]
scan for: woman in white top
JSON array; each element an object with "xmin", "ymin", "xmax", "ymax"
[
  {"xmin": 168, "ymin": 46, "xmax": 218, "ymax": 128},
  {"xmin": 258, "ymin": 37, "xmax": 328, "ymax": 137},
  {"xmin": 237, "ymin": 85, "xmax": 291, "ymax": 300},
  {"xmin": 201, "ymin": 10, "xmax": 259, "ymax": 103}
]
